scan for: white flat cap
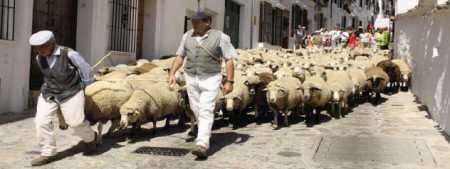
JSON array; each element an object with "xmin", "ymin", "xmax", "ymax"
[{"xmin": 29, "ymin": 30, "xmax": 54, "ymax": 46}]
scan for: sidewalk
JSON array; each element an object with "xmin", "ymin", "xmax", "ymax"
[{"xmin": 1, "ymin": 91, "xmax": 450, "ymax": 169}]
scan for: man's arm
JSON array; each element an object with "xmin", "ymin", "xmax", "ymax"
[
  {"xmin": 67, "ymin": 50, "xmax": 94, "ymax": 86},
  {"xmin": 167, "ymin": 55, "xmax": 185, "ymax": 86}
]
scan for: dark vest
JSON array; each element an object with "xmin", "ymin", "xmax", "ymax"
[
  {"xmin": 37, "ymin": 46, "xmax": 83, "ymax": 102},
  {"xmin": 184, "ymin": 29, "xmax": 223, "ymax": 75}
]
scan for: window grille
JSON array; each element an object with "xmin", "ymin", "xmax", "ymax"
[
  {"xmin": 108, "ymin": 0, "xmax": 138, "ymax": 53},
  {"xmin": 1, "ymin": 0, "xmax": 15, "ymax": 40},
  {"xmin": 259, "ymin": 1, "xmax": 272, "ymax": 44}
]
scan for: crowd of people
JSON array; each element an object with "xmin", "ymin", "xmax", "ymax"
[{"xmin": 293, "ymin": 23, "xmax": 391, "ymax": 50}]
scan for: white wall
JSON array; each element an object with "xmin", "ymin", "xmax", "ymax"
[
  {"xmin": 142, "ymin": 0, "xmax": 157, "ymax": 60},
  {"xmin": 394, "ymin": 10, "xmax": 450, "ymax": 135},
  {"xmin": 0, "ymin": 0, "xmax": 34, "ymax": 114},
  {"xmin": 395, "ymin": 0, "xmax": 419, "ymax": 14}
]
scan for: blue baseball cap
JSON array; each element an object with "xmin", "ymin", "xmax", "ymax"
[{"xmin": 191, "ymin": 11, "xmax": 211, "ymax": 20}]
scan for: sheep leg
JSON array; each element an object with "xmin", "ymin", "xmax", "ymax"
[
  {"xmin": 163, "ymin": 116, "xmax": 170, "ymax": 130},
  {"xmin": 188, "ymin": 115, "xmax": 196, "ymax": 136},
  {"xmin": 283, "ymin": 110, "xmax": 289, "ymax": 127},
  {"xmin": 152, "ymin": 119, "xmax": 157, "ymax": 137},
  {"xmin": 105, "ymin": 119, "xmax": 120, "ymax": 138},
  {"xmin": 232, "ymin": 110, "xmax": 239, "ymax": 130},
  {"xmin": 56, "ymin": 109, "xmax": 68, "ymax": 130},
  {"xmin": 97, "ymin": 122, "xmax": 104, "ymax": 145},
  {"xmin": 127, "ymin": 123, "xmax": 138, "ymax": 140},
  {"xmin": 254, "ymin": 103, "xmax": 260, "ymax": 124},
  {"xmin": 314, "ymin": 108, "xmax": 321, "ymax": 124},
  {"xmin": 177, "ymin": 110, "xmax": 186, "ymax": 128},
  {"xmin": 272, "ymin": 108, "xmax": 279, "ymax": 129}
]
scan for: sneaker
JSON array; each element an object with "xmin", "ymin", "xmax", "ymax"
[
  {"xmin": 31, "ymin": 155, "xmax": 54, "ymax": 166},
  {"xmin": 191, "ymin": 145, "xmax": 207, "ymax": 158},
  {"xmin": 82, "ymin": 132, "xmax": 97, "ymax": 155}
]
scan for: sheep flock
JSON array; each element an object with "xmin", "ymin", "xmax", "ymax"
[{"xmin": 79, "ymin": 46, "xmax": 411, "ymax": 144}]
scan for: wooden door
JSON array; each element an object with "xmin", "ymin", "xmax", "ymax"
[
  {"xmin": 30, "ymin": 0, "xmax": 78, "ymax": 90},
  {"xmin": 224, "ymin": 0, "xmax": 240, "ymax": 48}
]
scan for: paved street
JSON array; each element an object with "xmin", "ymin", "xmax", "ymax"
[{"xmin": 1, "ymin": 91, "xmax": 450, "ymax": 169}]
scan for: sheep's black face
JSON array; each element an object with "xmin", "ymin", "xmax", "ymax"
[
  {"xmin": 371, "ymin": 77, "xmax": 383, "ymax": 89},
  {"xmin": 385, "ymin": 67, "xmax": 395, "ymax": 78}
]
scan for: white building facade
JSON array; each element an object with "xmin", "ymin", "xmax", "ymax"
[
  {"xmin": 394, "ymin": 0, "xmax": 450, "ymax": 135},
  {"xmin": 0, "ymin": 0, "xmax": 379, "ymax": 114}
]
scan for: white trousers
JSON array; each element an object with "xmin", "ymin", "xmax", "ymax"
[
  {"xmin": 35, "ymin": 90, "xmax": 95, "ymax": 156},
  {"xmin": 184, "ymin": 72, "xmax": 222, "ymax": 149}
]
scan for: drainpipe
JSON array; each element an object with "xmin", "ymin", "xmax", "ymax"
[{"xmin": 250, "ymin": 0, "xmax": 254, "ymax": 48}]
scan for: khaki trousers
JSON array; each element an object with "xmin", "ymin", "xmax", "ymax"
[{"xmin": 35, "ymin": 90, "xmax": 95, "ymax": 156}]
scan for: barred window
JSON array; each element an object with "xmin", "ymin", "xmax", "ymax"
[
  {"xmin": 108, "ymin": 0, "xmax": 138, "ymax": 53},
  {"xmin": 1, "ymin": 0, "xmax": 15, "ymax": 40},
  {"xmin": 259, "ymin": 1, "xmax": 272, "ymax": 44}
]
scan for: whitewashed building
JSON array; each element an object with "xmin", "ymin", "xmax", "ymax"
[
  {"xmin": 0, "ymin": 0, "xmax": 380, "ymax": 114},
  {"xmin": 393, "ymin": 0, "xmax": 450, "ymax": 135}
]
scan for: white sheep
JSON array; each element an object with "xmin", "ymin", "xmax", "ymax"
[
  {"xmin": 222, "ymin": 76, "xmax": 252, "ymax": 130},
  {"xmin": 298, "ymin": 76, "xmax": 331, "ymax": 126},
  {"xmin": 84, "ymin": 79, "xmax": 134, "ymax": 144},
  {"xmin": 392, "ymin": 59, "xmax": 411, "ymax": 90},
  {"xmin": 119, "ymin": 82, "xmax": 180, "ymax": 137},
  {"xmin": 326, "ymin": 71, "xmax": 353, "ymax": 118},
  {"xmin": 264, "ymin": 77, "xmax": 303, "ymax": 129},
  {"xmin": 348, "ymin": 68, "xmax": 368, "ymax": 104}
]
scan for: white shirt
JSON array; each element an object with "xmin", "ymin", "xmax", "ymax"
[
  {"xmin": 36, "ymin": 45, "xmax": 94, "ymax": 86},
  {"xmin": 176, "ymin": 29, "xmax": 237, "ymax": 60}
]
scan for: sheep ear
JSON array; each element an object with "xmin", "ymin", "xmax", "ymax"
[
  {"xmin": 279, "ymin": 87, "xmax": 288, "ymax": 92},
  {"xmin": 236, "ymin": 96, "xmax": 243, "ymax": 101},
  {"xmin": 296, "ymin": 86, "xmax": 303, "ymax": 90},
  {"xmin": 244, "ymin": 81, "xmax": 249, "ymax": 86},
  {"xmin": 379, "ymin": 78, "xmax": 385, "ymax": 81},
  {"xmin": 340, "ymin": 89, "xmax": 346, "ymax": 92},
  {"xmin": 366, "ymin": 77, "xmax": 373, "ymax": 81},
  {"xmin": 262, "ymin": 87, "xmax": 268, "ymax": 91}
]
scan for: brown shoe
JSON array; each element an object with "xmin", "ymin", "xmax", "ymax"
[
  {"xmin": 31, "ymin": 155, "xmax": 54, "ymax": 166},
  {"xmin": 82, "ymin": 132, "xmax": 97, "ymax": 155},
  {"xmin": 191, "ymin": 145, "xmax": 207, "ymax": 158}
]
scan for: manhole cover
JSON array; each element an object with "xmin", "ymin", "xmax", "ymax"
[
  {"xmin": 133, "ymin": 146, "xmax": 190, "ymax": 156},
  {"xmin": 314, "ymin": 137, "xmax": 436, "ymax": 165}
]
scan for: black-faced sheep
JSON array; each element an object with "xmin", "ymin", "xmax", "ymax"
[
  {"xmin": 376, "ymin": 60, "xmax": 400, "ymax": 92},
  {"xmin": 244, "ymin": 72, "xmax": 277, "ymax": 123},
  {"xmin": 264, "ymin": 77, "xmax": 303, "ymax": 129},
  {"xmin": 298, "ymin": 76, "xmax": 331, "ymax": 126},
  {"xmin": 365, "ymin": 67, "xmax": 389, "ymax": 103}
]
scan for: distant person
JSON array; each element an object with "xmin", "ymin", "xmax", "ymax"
[{"xmin": 29, "ymin": 30, "xmax": 97, "ymax": 166}]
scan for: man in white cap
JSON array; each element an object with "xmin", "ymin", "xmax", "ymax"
[
  {"xmin": 29, "ymin": 30, "xmax": 97, "ymax": 166},
  {"xmin": 167, "ymin": 11, "xmax": 236, "ymax": 159}
]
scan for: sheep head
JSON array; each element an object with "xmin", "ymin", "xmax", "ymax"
[
  {"xmin": 223, "ymin": 94, "xmax": 243, "ymax": 111},
  {"xmin": 367, "ymin": 76, "xmax": 385, "ymax": 90},
  {"xmin": 263, "ymin": 85, "xmax": 287, "ymax": 104}
]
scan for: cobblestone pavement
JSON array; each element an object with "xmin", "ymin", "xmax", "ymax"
[{"xmin": 1, "ymin": 91, "xmax": 450, "ymax": 169}]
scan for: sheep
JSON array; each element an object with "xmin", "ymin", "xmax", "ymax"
[
  {"xmin": 376, "ymin": 60, "xmax": 401, "ymax": 92},
  {"xmin": 84, "ymin": 79, "xmax": 134, "ymax": 144},
  {"xmin": 297, "ymin": 76, "xmax": 331, "ymax": 126},
  {"xmin": 348, "ymin": 68, "xmax": 368, "ymax": 104},
  {"xmin": 222, "ymin": 76, "xmax": 252, "ymax": 129},
  {"xmin": 365, "ymin": 67, "xmax": 389, "ymax": 103},
  {"xmin": 264, "ymin": 77, "xmax": 303, "ymax": 129},
  {"xmin": 244, "ymin": 72, "xmax": 277, "ymax": 123},
  {"xmin": 274, "ymin": 67, "xmax": 293, "ymax": 79},
  {"xmin": 119, "ymin": 82, "xmax": 180, "ymax": 137},
  {"xmin": 292, "ymin": 65, "xmax": 310, "ymax": 83},
  {"xmin": 177, "ymin": 86, "xmax": 196, "ymax": 136},
  {"xmin": 392, "ymin": 59, "xmax": 412, "ymax": 91},
  {"xmin": 326, "ymin": 71, "xmax": 353, "ymax": 118},
  {"xmin": 94, "ymin": 71, "xmax": 128, "ymax": 81}
]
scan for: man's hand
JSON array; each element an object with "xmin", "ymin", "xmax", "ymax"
[
  {"xmin": 167, "ymin": 75, "xmax": 176, "ymax": 86},
  {"xmin": 223, "ymin": 81, "xmax": 233, "ymax": 95}
]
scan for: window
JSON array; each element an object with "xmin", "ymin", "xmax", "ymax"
[
  {"xmin": 108, "ymin": 0, "xmax": 138, "ymax": 53},
  {"xmin": 259, "ymin": 1, "xmax": 272, "ymax": 43},
  {"xmin": 272, "ymin": 7, "xmax": 282, "ymax": 46},
  {"xmin": 1, "ymin": 0, "xmax": 15, "ymax": 40}
]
